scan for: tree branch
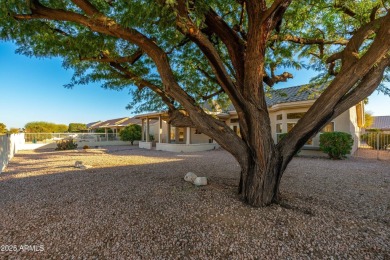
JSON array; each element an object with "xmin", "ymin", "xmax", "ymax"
[
  {"xmin": 333, "ymin": 56, "xmax": 390, "ymax": 117},
  {"xmin": 108, "ymin": 61, "xmax": 176, "ymax": 110},
  {"xmin": 269, "ymin": 34, "xmax": 348, "ymax": 45},
  {"xmin": 334, "ymin": 3, "xmax": 356, "ymax": 18},
  {"xmin": 80, "ymin": 49, "xmax": 143, "ymax": 64},
  {"xmin": 71, "ymin": 0, "xmax": 102, "ymax": 16},
  {"xmin": 201, "ymin": 88, "xmax": 225, "ymax": 101},
  {"xmin": 175, "ymin": 0, "xmax": 245, "ymax": 110},
  {"xmin": 204, "ymin": 8, "xmax": 246, "ymax": 83},
  {"xmin": 263, "ymin": 71, "xmax": 293, "ymax": 87}
]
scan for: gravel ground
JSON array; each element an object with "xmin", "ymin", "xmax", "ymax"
[{"xmin": 0, "ymin": 146, "xmax": 389, "ymax": 259}]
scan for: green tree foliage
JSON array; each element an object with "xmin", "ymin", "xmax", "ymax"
[
  {"xmin": 25, "ymin": 121, "xmax": 67, "ymax": 133},
  {"xmin": 68, "ymin": 123, "xmax": 87, "ymax": 132},
  {"xmin": 0, "ymin": 123, "xmax": 7, "ymax": 135},
  {"xmin": 319, "ymin": 132, "xmax": 354, "ymax": 159},
  {"xmin": 1, "ymin": 0, "xmax": 389, "ymax": 206},
  {"xmin": 119, "ymin": 124, "xmax": 142, "ymax": 145},
  {"xmin": 55, "ymin": 124, "xmax": 68, "ymax": 133}
]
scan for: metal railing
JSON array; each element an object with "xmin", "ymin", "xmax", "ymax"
[
  {"xmin": 354, "ymin": 132, "xmax": 390, "ymax": 160},
  {"xmin": 24, "ymin": 133, "xmax": 120, "ymax": 144}
]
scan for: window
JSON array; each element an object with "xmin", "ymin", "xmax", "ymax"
[
  {"xmin": 287, "ymin": 112, "xmax": 306, "ymax": 119},
  {"xmin": 194, "ymin": 129, "xmax": 202, "ymax": 134},
  {"xmin": 170, "ymin": 127, "xmax": 175, "ymax": 142},
  {"xmin": 178, "ymin": 128, "xmax": 184, "ymax": 142},
  {"xmin": 230, "ymin": 118, "xmax": 239, "ymax": 123},
  {"xmin": 287, "ymin": 123, "xmax": 296, "ymax": 132},
  {"xmin": 276, "ymin": 123, "xmax": 282, "ymax": 133},
  {"xmin": 233, "ymin": 125, "xmax": 241, "ymax": 136},
  {"xmin": 321, "ymin": 122, "xmax": 335, "ymax": 133},
  {"xmin": 287, "ymin": 123, "xmax": 312, "ymax": 145},
  {"xmin": 276, "ymin": 114, "xmax": 282, "ymax": 120}
]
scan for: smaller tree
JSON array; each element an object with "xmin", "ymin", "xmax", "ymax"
[
  {"xmin": 68, "ymin": 123, "xmax": 87, "ymax": 133},
  {"xmin": 0, "ymin": 123, "xmax": 7, "ymax": 135},
  {"xmin": 364, "ymin": 112, "xmax": 374, "ymax": 128},
  {"xmin": 119, "ymin": 125, "xmax": 142, "ymax": 145},
  {"xmin": 55, "ymin": 124, "xmax": 68, "ymax": 133}
]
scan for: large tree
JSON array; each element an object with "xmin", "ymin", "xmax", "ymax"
[{"xmin": 1, "ymin": 0, "xmax": 389, "ymax": 206}]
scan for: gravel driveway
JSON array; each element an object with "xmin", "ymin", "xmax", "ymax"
[{"xmin": 0, "ymin": 147, "xmax": 389, "ymax": 259}]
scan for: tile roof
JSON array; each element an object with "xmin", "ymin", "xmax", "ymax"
[
  {"xmin": 265, "ymin": 85, "xmax": 323, "ymax": 106},
  {"xmin": 100, "ymin": 117, "xmax": 129, "ymax": 126},
  {"xmin": 370, "ymin": 116, "xmax": 390, "ymax": 130},
  {"xmin": 87, "ymin": 117, "xmax": 142, "ymax": 129},
  {"xmin": 120, "ymin": 117, "xmax": 142, "ymax": 126},
  {"xmin": 222, "ymin": 85, "xmax": 324, "ymax": 112},
  {"xmin": 86, "ymin": 121, "xmax": 102, "ymax": 128}
]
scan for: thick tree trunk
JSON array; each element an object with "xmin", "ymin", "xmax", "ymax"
[{"xmin": 238, "ymin": 149, "xmax": 284, "ymax": 207}]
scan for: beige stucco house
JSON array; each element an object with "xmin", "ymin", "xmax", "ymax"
[
  {"xmin": 136, "ymin": 85, "xmax": 365, "ymax": 155},
  {"xmin": 87, "ymin": 117, "xmax": 141, "ymax": 138}
]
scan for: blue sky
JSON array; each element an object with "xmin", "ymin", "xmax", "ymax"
[{"xmin": 0, "ymin": 41, "xmax": 389, "ymax": 129}]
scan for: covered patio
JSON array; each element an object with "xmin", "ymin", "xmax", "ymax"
[{"xmin": 135, "ymin": 112, "xmax": 219, "ymax": 152}]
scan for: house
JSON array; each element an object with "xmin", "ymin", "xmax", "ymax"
[
  {"xmin": 87, "ymin": 117, "xmax": 141, "ymax": 138},
  {"xmin": 367, "ymin": 116, "xmax": 390, "ymax": 133},
  {"xmin": 135, "ymin": 85, "xmax": 365, "ymax": 155}
]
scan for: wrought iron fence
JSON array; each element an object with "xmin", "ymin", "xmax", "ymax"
[
  {"xmin": 24, "ymin": 133, "xmax": 120, "ymax": 144},
  {"xmin": 354, "ymin": 132, "xmax": 390, "ymax": 160}
]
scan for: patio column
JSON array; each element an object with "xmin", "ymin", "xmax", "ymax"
[
  {"xmin": 186, "ymin": 127, "xmax": 191, "ymax": 145},
  {"xmin": 167, "ymin": 123, "xmax": 171, "ymax": 143},
  {"xmin": 141, "ymin": 119, "xmax": 144, "ymax": 141},
  {"xmin": 158, "ymin": 115, "xmax": 162, "ymax": 143},
  {"xmin": 146, "ymin": 118, "xmax": 150, "ymax": 142}
]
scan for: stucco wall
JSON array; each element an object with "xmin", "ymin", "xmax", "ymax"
[
  {"xmin": 190, "ymin": 128, "xmax": 212, "ymax": 144},
  {"xmin": 0, "ymin": 134, "xmax": 25, "ymax": 173},
  {"xmin": 156, "ymin": 143, "xmax": 219, "ymax": 152}
]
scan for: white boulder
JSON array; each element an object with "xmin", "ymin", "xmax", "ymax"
[
  {"xmin": 184, "ymin": 172, "xmax": 198, "ymax": 183},
  {"xmin": 194, "ymin": 177, "xmax": 208, "ymax": 186}
]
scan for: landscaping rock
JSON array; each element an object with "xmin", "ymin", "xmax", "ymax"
[
  {"xmin": 193, "ymin": 177, "xmax": 207, "ymax": 186},
  {"xmin": 184, "ymin": 172, "xmax": 197, "ymax": 183},
  {"xmin": 75, "ymin": 161, "xmax": 83, "ymax": 168}
]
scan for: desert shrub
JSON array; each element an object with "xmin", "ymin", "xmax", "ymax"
[
  {"xmin": 119, "ymin": 124, "xmax": 142, "ymax": 145},
  {"xmin": 319, "ymin": 132, "xmax": 353, "ymax": 159},
  {"xmin": 83, "ymin": 145, "xmax": 89, "ymax": 149},
  {"xmin": 56, "ymin": 139, "xmax": 78, "ymax": 150},
  {"xmin": 361, "ymin": 132, "xmax": 390, "ymax": 150}
]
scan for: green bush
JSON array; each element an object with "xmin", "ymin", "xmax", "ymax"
[
  {"xmin": 55, "ymin": 139, "xmax": 78, "ymax": 150},
  {"xmin": 119, "ymin": 125, "xmax": 142, "ymax": 145},
  {"xmin": 361, "ymin": 133, "xmax": 390, "ymax": 150},
  {"xmin": 319, "ymin": 132, "xmax": 353, "ymax": 159}
]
